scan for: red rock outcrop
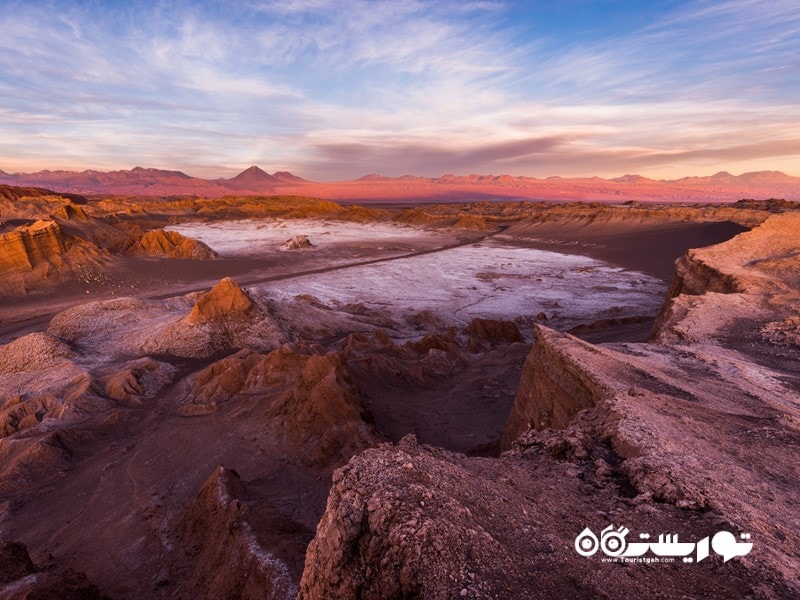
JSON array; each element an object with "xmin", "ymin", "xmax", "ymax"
[
  {"xmin": 1, "ymin": 394, "xmax": 61, "ymax": 438},
  {"xmin": 501, "ymin": 325, "xmax": 606, "ymax": 446},
  {"xmin": 174, "ymin": 467, "xmax": 298, "ymax": 600},
  {"xmin": 0, "ymin": 185, "xmax": 87, "ymax": 219},
  {"xmin": 186, "ymin": 277, "xmax": 254, "ymax": 323},
  {"xmin": 150, "ymin": 279, "xmax": 283, "ymax": 357},
  {"xmin": 98, "ymin": 358, "xmax": 175, "ymax": 406},
  {"xmin": 0, "ymin": 333, "xmax": 95, "ymax": 439},
  {"xmin": 184, "ymin": 346, "xmax": 381, "ymax": 468},
  {"xmin": 299, "ymin": 435, "xmax": 784, "ymax": 599},
  {"xmin": 46, "ymin": 280, "xmax": 285, "ymax": 359},
  {"xmin": 0, "ymin": 220, "xmax": 69, "ymax": 273},
  {"xmin": 120, "ymin": 229, "xmax": 218, "ymax": 260},
  {"xmin": 0, "ymin": 214, "xmax": 121, "ymax": 296},
  {"xmin": 50, "ymin": 202, "xmax": 90, "ymax": 222},
  {"xmin": 0, "ymin": 186, "xmax": 222, "ymax": 296},
  {"xmin": 265, "ymin": 350, "xmax": 379, "ymax": 468}
]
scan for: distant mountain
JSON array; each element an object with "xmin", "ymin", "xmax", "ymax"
[
  {"xmin": 0, "ymin": 167, "xmax": 796, "ymax": 202},
  {"xmin": 671, "ymin": 170, "xmax": 800, "ymax": 186},
  {"xmin": 225, "ymin": 165, "xmax": 278, "ymax": 189},
  {"xmin": 737, "ymin": 170, "xmax": 796, "ymax": 183},
  {"xmin": 611, "ymin": 174, "xmax": 656, "ymax": 183},
  {"xmin": 272, "ymin": 171, "xmax": 307, "ymax": 183},
  {"xmin": 127, "ymin": 166, "xmax": 193, "ymax": 179},
  {"xmin": 0, "ymin": 165, "xmax": 306, "ymax": 197},
  {"xmin": 356, "ymin": 174, "xmax": 389, "ymax": 181},
  {"xmin": 0, "ymin": 166, "xmax": 218, "ymax": 196}
]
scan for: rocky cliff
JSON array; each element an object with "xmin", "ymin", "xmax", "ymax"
[
  {"xmin": 0, "ymin": 220, "xmax": 70, "ymax": 273},
  {"xmin": 174, "ymin": 467, "xmax": 299, "ymax": 600},
  {"xmin": 301, "ymin": 212, "xmax": 800, "ymax": 598},
  {"xmin": 0, "ymin": 184, "xmax": 88, "ymax": 220},
  {"xmin": 298, "ymin": 435, "xmax": 783, "ymax": 599},
  {"xmin": 500, "ymin": 325, "xmax": 607, "ymax": 446}
]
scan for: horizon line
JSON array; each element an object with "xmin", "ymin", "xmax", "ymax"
[{"xmin": 1, "ymin": 164, "xmax": 798, "ymax": 183}]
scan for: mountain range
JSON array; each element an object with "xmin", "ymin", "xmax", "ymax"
[{"xmin": 0, "ymin": 165, "xmax": 797, "ymax": 202}]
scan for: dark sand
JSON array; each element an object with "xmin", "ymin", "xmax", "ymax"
[{"xmin": 501, "ymin": 220, "xmax": 749, "ymax": 281}]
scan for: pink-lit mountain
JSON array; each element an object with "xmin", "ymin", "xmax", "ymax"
[
  {"xmin": 0, "ymin": 166, "xmax": 797, "ymax": 202},
  {"xmin": 221, "ymin": 165, "xmax": 278, "ymax": 189}
]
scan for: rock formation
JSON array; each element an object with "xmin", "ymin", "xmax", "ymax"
[
  {"xmin": 279, "ymin": 235, "xmax": 313, "ymax": 251},
  {"xmin": 0, "ymin": 333, "xmax": 95, "ymax": 440},
  {"xmin": 0, "ymin": 220, "xmax": 71, "ymax": 273},
  {"xmin": 151, "ymin": 278, "xmax": 283, "ymax": 357},
  {"xmin": 48, "ymin": 278, "xmax": 284, "ymax": 359},
  {"xmin": 452, "ymin": 214, "xmax": 493, "ymax": 230},
  {"xmin": 0, "ymin": 186, "xmax": 223, "ymax": 297},
  {"xmin": 501, "ymin": 325, "xmax": 604, "ymax": 440},
  {"xmin": 184, "ymin": 346, "xmax": 381, "ymax": 468},
  {"xmin": 98, "ymin": 358, "xmax": 176, "ymax": 406},
  {"xmin": 187, "ymin": 277, "xmax": 254, "ymax": 322},
  {"xmin": 119, "ymin": 229, "xmax": 218, "ymax": 260},
  {"xmin": 299, "ymin": 435, "xmax": 779, "ymax": 599},
  {"xmin": 0, "ymin": 216, "xmax": 120, "ymax": 296},
  {"xmin": 0, "ymin": 332, "xmax": 75, "ymax": 374},
  {"xmin": 0, "ymin": 184, "xmax": 88, "ymax": 220},
  {"xmin": 174, "ymin": 467, "xmax": 299, "ymax": 600},
  {"xmin": 464, "ymin": 317, "xmax": 523, "ymax": 346}
]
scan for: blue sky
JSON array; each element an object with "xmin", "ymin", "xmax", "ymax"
[{"xmin": 0, "ymin": 0, "xmax": 798, "ymax": 179}]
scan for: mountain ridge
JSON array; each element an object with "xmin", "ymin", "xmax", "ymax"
[{"xmin": 0, "ymin": 166, "xmax": 797, "ymax": 202}]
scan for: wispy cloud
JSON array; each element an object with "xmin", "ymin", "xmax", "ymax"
[{"xmin": 0, "ymin": 0, "xmax": 797, "ymax": 179}]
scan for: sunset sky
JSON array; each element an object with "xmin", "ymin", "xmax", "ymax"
[{"xmin": 0, "ymin": 0, "xmax": 798, "ymax": 180}]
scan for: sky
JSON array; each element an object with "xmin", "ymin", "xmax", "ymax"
[{"xmin": 0, "ymin": 0, "xmax": 798, "ymax": 180}]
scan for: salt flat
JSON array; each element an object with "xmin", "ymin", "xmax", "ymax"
[
  {"xmin": 169, "ymin": 219, "xmax": 665, "ymax": 329},
  {"xmin": 168, "ymin": 219, "xmax": 437, "ymax": 256}
]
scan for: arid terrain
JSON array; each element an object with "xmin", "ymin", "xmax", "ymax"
[{"xmin": 0, "ymin": 183, "xmax": 798, "ymax": 599}]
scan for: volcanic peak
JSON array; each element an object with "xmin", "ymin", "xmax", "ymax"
[{"xmin": 227, "ymin": 165, "xmax": 278, "ymax": 187}]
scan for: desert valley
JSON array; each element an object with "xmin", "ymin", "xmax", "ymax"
[
  {"xmin": 2, "ymin": 0, "xmax": 800, "ymax": 598},
  {"xmin": 0, "ymin": 173, "xmax": 798, "ymax": 598}
]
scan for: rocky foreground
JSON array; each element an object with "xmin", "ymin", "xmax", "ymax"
[
  {"xmin": 0, "ymin": 191, "xmax": 798, "ymax": 598},
  {"xmin": 298, "ymin": 213, "xmax": 800, "ymax": 599}
]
